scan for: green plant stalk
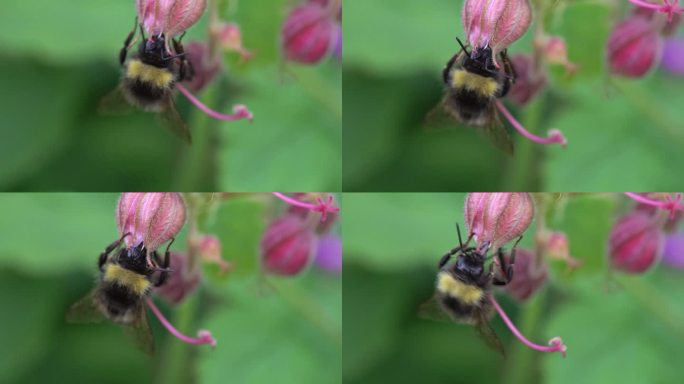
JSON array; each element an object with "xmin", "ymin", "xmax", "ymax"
[
  {"xmin": 615, "ymin": 275, "xmax": 684, "ymax": 341},
  {"xmin": 502, "ymin": 290, "xmax": 546, "ymax": 384},
  {"xmin": 270, "ymin": 278, "xmax": 342, "ymax": 346},
  {"xmin": 174, "ymin": 86, "xmax": 219, "ymax": 191},
  {"xmin": 505, "ymin": 97, "xmax": 544, "ymax": 191},
  {"xmin": 155, "ymin": 295, "xmax": 200, "ymax": 384}
]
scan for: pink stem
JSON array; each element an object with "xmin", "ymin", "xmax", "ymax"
[
  {"xmin": 624, "ymin": 192, "xmax": 684, "ymax": 219},
  {"xmin": 495, "ymin": 101, "xmax": 567, "ymax": 147},
  {"xmin": 271, "ymin": 193, "xmax": 340, "ymax": 222},
  {"xmin": 489, "ymin": 295, "xmax": 567, "ymax": 357},
  {"xmin": 176, "ymin": 84, "xmax": 253, "ymax": 122},
  {"xmin": 629, "ymin": 0, "xmax": 684, "ymax": 23},
  {"xmin": 145, "ymin": 297, "xmax": 217, "ymax": 347},
  {"xmin": 629, "ymin": 0, "xmax": 666, "ymax": 10}
]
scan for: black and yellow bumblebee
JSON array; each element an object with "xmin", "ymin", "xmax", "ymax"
[
  {"xmin": 100, "ymin": 19, "xmax": 195, "ymax": 143},
  {"xmin": 429, "ymin": 38, "xmax": 517, "ymax": 154},
  {"xmin": 67, "ymin": 233, "xmax": 174, "ymax": 355},
  {"xmin": 421, "ymin": 224, "xmax": 522, "ymax": 355}
]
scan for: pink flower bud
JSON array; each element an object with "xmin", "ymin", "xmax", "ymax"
[
  {"xmin": 607, "ymin": 15, "xmax": 663, "ymax": 78},
  {"xmin": 663, "ymin": 233, "xmax": 684, "ymax": 269},
  {"xmin": 539, "ymin": 36, "xmax": 578, "ymax": 73},
  {"xmin": 261, "ymin": 214, "xmax": 317, "ymax": 276},
  {"xmin": 182, "ymin": 41, "xmax": 222, "ymax": 92},
  {"xmin": 501, "ymin": 248, "xmax": 547, "ymax": 302},
  {"xmin": 156, "ymin": 252, "xmax": 201, "ymax": 304},
  {"xmin": 136, "ymin": 0, "xmax": 207, "ymax": 39},
  {"xmin": 464, "ymin": 193, "xmax": 535, "ymax": 250},
  {"xmin": 315, "ymin": 234, "xmax": 342, "ymax": 273},
  {"xmin": 213, "ymin": 22, "xmax": 253, "ymax": 61},
  {"xmin": 508, "ymin": 54, "xmax": 547, "ymax": 105},
  {"xmin": 609, "ymin": 211, "xmax": 664, "ymax": 273},
  {"xmin": 116, "ymin": 193, "xmax": 187, "ymax": 251},
  {"xmin": 545, "ymin": 231, "xmax": 582, "ymax": 270},
  {"xmin": 462, "ymin": 0, "xmax": 532, "ymax": 55},
  {"xmin": 281, "ymin": 2, "xmax": 340, "ymax": 64},
  {"xmin": 195, "ymin": 234, "xmax": 232, "ymax": 274}
]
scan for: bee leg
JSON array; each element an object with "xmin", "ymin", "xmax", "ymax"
[
  {"xmin": 172, "ymin": 38, "xmax": 195, "ymax": 82},
  {"xmin": 439, "ymin": 224, "xmax": 476, "ymax": 269},
  {"xmin": 120, "ymin": 18, "xmax": 139, "ymax": 66},
  {"xmin": 100, "ymin": 233, "xmax": 131, "ymax": 270},
  {"xmin": 154, "ymin": 238, "xmax": 174, "ymax": 287},
  {"xmin": 492, "ymin": 235, "xmax": 523, "ymax": 285},
  {"xmin": 498, "ymin": 50, "xmax": 516, "ymax": 98}
]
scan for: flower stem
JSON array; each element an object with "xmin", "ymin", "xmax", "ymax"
[
  {"xmin": 490, "ymin": 295, "xmax": 567, "ymax": 356},
  {"xmin": 146, "ymin": 298, "xmax": 216, "ymax": 346}
]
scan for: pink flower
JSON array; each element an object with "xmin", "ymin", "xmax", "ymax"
[
  {"xmin": 507, "ymin": 54, "xmax": 547, "ymax": 105},
  {"xmin": 261, "ymin": 214, "xmax": 317, "ymax": 276},
  {"xmin": 609, "ymin": 211, "xmax": 664, "ymax": 273},
  {"xmin": 182, "ymin": 41, "xmax": 222, "ymax": 93},
  {"xmin": 156, "ymin": 252, "xmax": 201, "ymax": 304},
  {"xmin": 213, "ymin": 22, "xmax": 253, "ymax": 61},
  {"xmin": 464, "ymin": 193, "xmax": 535, "ymax": 250},
  {"xmin": 501, "ymin": 248, "xmax": 548, "ymax": 302},
  {"xmin": 136, "ymin": 0, "xmax": 207, "ymax": 40},
  {"xmin": 282, "ymin": 0, "xmax": 342, "ymax": 64},
  {"xmin": 462, "ymin": 0, "xmax": 532, "ymax": 59},
  {"xmin": 661, "ymin": 37, "xmax": 684, "ymax": 75},
  {"xmin": 315, "ymin": 234, "xmax": 342, "ymax": 273},
  {"xmin": 663, "ymin": 233, "xmax": 684, "ymax": 269},
  {"xmin": 607, "ymin": 14, "xmax": 663, "ymax": 78},
  {"xmin": 116, "ymin": 193, "xmax": 186, "ymax": 252}
]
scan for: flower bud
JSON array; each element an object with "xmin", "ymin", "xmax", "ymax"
[
  {"xmin": 662, "ymin": 38, "xmax": 684, "ymax": 75},
  {"xmin": 137, "ymin": 0, "xmax": 207, "ymax": 38},
  {"xmin": 213, "ymin": 22, "xmax": 253, "ymax": 61},
  {"xmin": 663, "ymin": 233, "xmax": 684, "ymax": 269},
  {"xmin": 539, "ymin": 36, "xmax": 578, "ymax": 73},
  {"xmin": 156, "ymin": 252, "xmax": 201, "ymax": 304},
  {"xmin": 315, "ymin": 234, "xmax": 342, "ymax": 273},
  {"xmin": 182, "ymin": 41, "xmax": 222, "ymax": 92},
  {"xmin": 281, "ymin": 2, "xmax": 339, "ymax": 64},
  {"xmin": 544, "ymin": 231, "xmax": 581, "ymax": 269},
  {"xmin": 508, "ymin": 54, "xmax": 547, "ymax": 105},
  {"xmin": 116, "ymin": 193, "xmax": 187, "ymax": 251},
  {"xmin": 608, "ymin": 211, "xmax": 664, "ymax": 273},
  {"xmin": 464, "ymin": 193, "xmax": 535, "ymax": 250},
  {"xmin": 501, "ymin": 248, "xmax": 547, "ymax": 302},
  {"xmin": 607, "ymin": 15, "xmax": 663, "ymax": 78},
  {"xmin": 261, "ymin": 214, "xmax": 317, "ymax": 276},
  {"xmin": 195, "ymin": 234, "xmax": 232, "ymax": 274},
  {"xmin": 462, "ymin": 0, "xmax": 532, "ymax": 55}
]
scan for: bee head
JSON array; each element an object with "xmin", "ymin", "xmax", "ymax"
[
  {"xmin": 454, "ymin": 250, "xmax": 485, "ymax": 277},
  {"xmin": 117, "ymin": 242, "xmax": 150, "ymax": 275},
  {"xmin": 463, "ymin": 46, "xmax": 498, "ymax": 77},
  {"xmin": 144, "ymin": 35, "xmax": 166, "ymax": 53}
]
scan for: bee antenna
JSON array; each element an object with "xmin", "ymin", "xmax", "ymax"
[
  {"xmin": 455, "ymin": 37, "xmax": 470, "ymax": 55},
  {"xmin": 456, "ymin": 223, "xmax": 464, "ymax": 248}
]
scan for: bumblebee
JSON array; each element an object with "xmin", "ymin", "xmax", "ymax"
[
  {"xmin": 67, "ymin": 233, "xmax": 174, "ymax": 355},
  {"xmin": 421, "ymin": 224, "xmax": 521, "ymax": 355},
  {"xmin": 100, "ymin": 19, "xmax": 194, "ymax": 143},
  {"xmin": 430, "ymin": 38, "xmax": 517, "ymax": 153}
]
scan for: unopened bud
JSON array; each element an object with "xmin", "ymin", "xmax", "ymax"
[
  {"xmin": 281, "ymin": 2, "xmax": 339, "ymax": 64},
  {"xmin": 213, "ymin": 22, "xmax": 253, "ymax": 61},
  {"xmin": 182, "ymin": 41, "xmax": 222, "ymax": 93},
  {"xmin": 196, "ymin": 234, "xmax": 232, "ymax": 274},
  {"xmin": 501, "ymin": 248, "xmax": 547, "ymax": 302},
  {"xmin": 609, "ymin": 211, "xmax": 664, "ymax": 273},
  {"xmin": 607, "ymin": 15, "xmax": 663, "ymax": 78},
  {"xmin": 156, "ymin": 252, "xmax": 201, "ymax": 304},
  {"xmin": 116, "ymin": 193, "xmax": 186, "ymax": 251},
  {"xmin": 464, "ymin": 193, "xmax": 534, "ymax": 250},
  {"xmin": 261, "ymin": 214, "xmax": 316, "ymax": 276},
  {"xmin": 508, "ymin": 54, "xmax": 547, "ymax": 105}
]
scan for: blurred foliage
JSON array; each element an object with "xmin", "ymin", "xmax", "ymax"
[
  {"xmin": 0, "ymin": 194, "xmax": 341, "ymax": 384},
  {"xmin": 343, "ymin": 193, "xmax": 684, "ymax": 384},
  {"xmin": 344, "ymin": 0, "xmax": 684, "ymax": 191},
  {"xmin": 0, "ymin": 0, "xmax": 340, "ymax": 191}
]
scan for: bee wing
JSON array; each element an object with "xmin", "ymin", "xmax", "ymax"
[
  {"xmin": 157, "ymin": 96, "xmax": 192, "ymax": 144},
  {"xmin": 482, "ymin": 107, "xmax": 514, "ymax": 155},
  {"xmin": 474, "ymin": 309, "xmax": 506, "ymax": 356},
  {"xmin": 66, "ymin": 290, "xmax": 107, "ymax": 324},
  {"xmin": 98, "ymin": 85, "xmax": 135, "ymax": 115},
  {"xmin": 418, "ymin": 295, "xmax": 453, "ymax": 322},
  {"xmin": 122, "ymin": 303, "xmax": 156, "ymax": 356}
]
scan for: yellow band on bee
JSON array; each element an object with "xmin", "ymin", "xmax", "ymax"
[
  {"xmin": 437, "ymin": 271, "xmax": 484, "ymax": 305},
  {"xmin": 103, "ymin": 264, "xmax": 151, "ymax": 296},
  {"xmin": 126, "ymin": 59, "xmax": 174, "ymax": 88},
  {"xmin": 451, "ymin": 69, "xmax": 499, "ymax": 97}
]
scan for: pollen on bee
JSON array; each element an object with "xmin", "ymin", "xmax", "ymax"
[
  {"xmin": 452, "ymin": 69, "xmax": 499, "ymax": 97},
  {"xmin": 437, "ymin": 271, "xmax": 484, "ymax": 304},
  {"xmin": 104, "ymin": 264, "xmax": 151, "ymax": 295},
  {"xmin": 126, "ymin": 59, "xmax": 175, "ymax": 88}
]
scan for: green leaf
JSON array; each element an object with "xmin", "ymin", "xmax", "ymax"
[
  {"xmin": 219, "ymin": 65, "xmax": 341, "ymax": 191},
  {"xmin": 197, "ymin": 275, "xmax": 341, "ymax": 384}
]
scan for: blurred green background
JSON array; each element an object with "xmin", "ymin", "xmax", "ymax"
[
  {"xmin": 343, "ymin": 193, "xmax": 684, "ymax": 384},
  {"xmin": 0, "ymin": 193, "xmax": 341, "ymax": 384},
  {"xmin": 0, "ymin": 0, "xmax": 341, "ymax": 191},
  {"xmin": 344, "ymin": 0, "xmax": 684, "ymax": 191}
]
